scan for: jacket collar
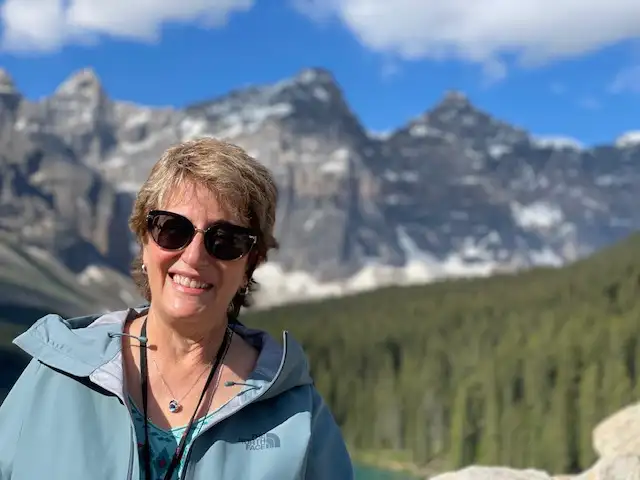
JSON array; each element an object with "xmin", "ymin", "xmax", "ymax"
[{"xmin": 13, "ymin": 307, "xmax": 313, "ymax": 403}]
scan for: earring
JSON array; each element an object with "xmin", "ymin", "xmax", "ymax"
[{"xmin": 141, "ymin": 264, "xmax": 147, "ymax": 274}]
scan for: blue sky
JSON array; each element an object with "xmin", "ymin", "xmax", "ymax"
[{"xmin": 0, "ymin": 0, "xmax": 638, "ymax": 146}]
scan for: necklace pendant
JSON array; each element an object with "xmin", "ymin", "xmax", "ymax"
[{"xmin": 168, "ymin": 400, "xmax": 181, "ymax": 413}]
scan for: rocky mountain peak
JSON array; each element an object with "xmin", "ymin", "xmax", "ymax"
[
  {"xmin": 186, "ymin": 67, "xmax": 346, "ymax": 120},
  {"xmin": 440, "ymin": 89, "xmax": 470, "ymax": 105},
  {"xmin": 428, "ymin": 89, "xmax": 480, "ymax": 119},
  {"xmin": 54, "ymin": 68, "xmax": 105, "ymax": 101},
  {"xmin": 0, "ymin": 69, "xmax": 19, "ymax": 96},
  {"xmin": 417, "ymin": 89, "xmax": 528, "ymax": 147},
  {"xmin": 292, "ymin": 67, "xmax": 337, "ymax": 86},
  {"xmin": 267, "ymin": 66, "xmax": 345, "ymax": 109},
  {"xmin": 182, "ymin": 65, "xmax": 358, "ymax": 145}
]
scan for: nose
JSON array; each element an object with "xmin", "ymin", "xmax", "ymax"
[{"xmin": 180, "ymin": 230, "xmax": 210, "ymax": 266}]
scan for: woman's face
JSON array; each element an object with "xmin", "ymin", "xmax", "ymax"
[{"xmin": 142, "ymin": 182, "xmax": 251, "ymax": 325}]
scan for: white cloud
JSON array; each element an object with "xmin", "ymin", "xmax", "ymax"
[
  {"xmin": 608, "ymin": 65, "xmax": 640, "ymax": 94},
  {"xmin": 0, "ymin": 0, "xmax": 254, "ymax": 52},
  {"xmin": 294, "ymin": 0, "xmax": 640, "ymax": 76}
]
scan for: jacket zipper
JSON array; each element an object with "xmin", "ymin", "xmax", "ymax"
[
  {"xmin": 179, "ymin": 398, "xmax": 259, "ymax": 480},
  {"xmin": 178, "ymin": 334, "xmax": 290, "ymax": 479},
  {"xmin": 178, "ymin": 392, "xmax": 261, "ymax": 479}
]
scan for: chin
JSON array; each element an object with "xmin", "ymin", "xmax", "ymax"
[
  {"xmin": 163, "ymin": 298, "xmax": 211, "ymax": 320},
  {"xmin": 160, "ymin": 287, "xmax": 214, "ymax": 320},
  {"xmin": 151, "ymin": 279, "xmax": 232, "ymax": 324}
]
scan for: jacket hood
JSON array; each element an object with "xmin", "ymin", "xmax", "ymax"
[{"xmin": 12, "ymin": 306, "xmax": 312, "ymax": 403}]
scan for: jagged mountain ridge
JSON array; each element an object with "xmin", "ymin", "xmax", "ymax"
[{"xmin": 0, "ymin": 66, "xmax": 639, "ymax": 309}]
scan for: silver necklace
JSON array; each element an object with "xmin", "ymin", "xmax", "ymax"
[{"xmin": 150, "ymin": 328, "xmax": 233, "ymax": 414}]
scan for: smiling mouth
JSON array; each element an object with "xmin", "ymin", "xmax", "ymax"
[{"xmin": 170, "ymin": 273, "xmax": 213, "ymax": 290}]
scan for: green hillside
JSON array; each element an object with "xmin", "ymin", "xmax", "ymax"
[
  {"xmin": 0, "ymin": 236, "xmax": 142, "ymax": 324},
  {"xmin": 3, "ymin": 233, "xmax": 640, "ymax": 475}
]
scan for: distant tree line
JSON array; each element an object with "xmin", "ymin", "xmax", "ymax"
[{"xmin": 245, "ymin": 233, "xmax": 640, "ymax": 473}]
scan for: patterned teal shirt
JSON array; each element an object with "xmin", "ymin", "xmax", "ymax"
[{"xmin": 130, "ymin": 398, "xmax": 215, "ymax": 480}]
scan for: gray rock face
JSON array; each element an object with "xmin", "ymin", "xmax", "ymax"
[
  {"xmin": 0, "ymin": 237, "xmax": 140, "ymax": 317},
  {"xmin": 1, "ymin": 66, "xmax": 640, "ymax": 308},
  {"xmin": 0, "ymin": 127, "xmax": 132, "ymax": 275}
]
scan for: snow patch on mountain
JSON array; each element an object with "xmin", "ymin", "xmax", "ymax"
[
  {"xmin": 511, "ymin": 201, "xmax": 564, "ymax": 230},
  {"xmin": 532, "ymin": 135, "xmax": 583, "ymax": 150},
  {"xmin": 251, "ymin": 227, "xmax": 509, "ymax": 308},
  {"xmin": 616, "ymin": 131, "xmax": 640, "ymax": 148}
]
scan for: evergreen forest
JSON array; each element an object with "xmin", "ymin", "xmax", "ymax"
[{"xmin": 245, "ymin": 233, "xmax": 640, "ymax": 474}]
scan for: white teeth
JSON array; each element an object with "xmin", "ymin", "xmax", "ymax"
[{"xmin": 172, "ymin": 274, "xmax": 212, "ymax": 289}]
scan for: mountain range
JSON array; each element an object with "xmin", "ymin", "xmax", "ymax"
[{"xmin": 0, "ymin": 66, "xmax": 639, "ymax": 315}]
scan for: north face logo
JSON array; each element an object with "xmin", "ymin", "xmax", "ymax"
[{"xmin": 243, "ymin": 433, "xmax": 281, "ymax": 450}]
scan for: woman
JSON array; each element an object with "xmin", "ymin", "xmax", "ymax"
[{"xmin": 0, "ymin": 138, "xmax": 354, "ymax": 479}]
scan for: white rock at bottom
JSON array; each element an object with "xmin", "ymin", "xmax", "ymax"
[
  {"xmin": 593, "ymin": 403, "xmax": 640, "ymax": 458},
  {"xmin": 575, "ymin": 455, "xmax": 640, "ymax": 480},
  {"xmin": 430, "ymin": 466, "xmax": 552, "ymax": 480}
]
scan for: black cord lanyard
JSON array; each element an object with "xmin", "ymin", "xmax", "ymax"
[{"xmin": 139, "ymin": 318, "xmax": 231, "ymax": 480}]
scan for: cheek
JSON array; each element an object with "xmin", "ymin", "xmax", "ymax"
[
  {"xmin": 219, "ymin": 260, "xmax": 247, "ymax": 290},
  {"xmin": 145, "ymin": 245, "xmax": 178, "ymax": 278}
]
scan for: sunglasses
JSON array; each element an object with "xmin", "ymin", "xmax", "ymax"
[{"xmin": 146, "ymin": 210, "xmax": 258, "ymax": 261}]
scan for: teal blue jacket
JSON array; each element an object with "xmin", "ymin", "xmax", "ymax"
[{"xmin": 0, "ymin": 307, "xmax": 354, "ymax": 479}]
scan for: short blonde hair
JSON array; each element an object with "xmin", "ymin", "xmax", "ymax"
[{"xmin": 129, "ymin": 137, "xmax": 279, "ymax": 319}]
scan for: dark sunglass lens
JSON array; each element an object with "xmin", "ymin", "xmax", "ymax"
[
  {"xmin": 204, "ymin": 227, "xmax": 254, "ymax": 260},
  {"xmin": 149, "ymin": 213, "xmax": 193, "ymax": 250}
]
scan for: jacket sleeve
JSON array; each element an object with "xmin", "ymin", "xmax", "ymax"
[
  {"xmin": 304, "ymin": 387, "xmax": 355, "ymax": 480},
  {"xmin": 0, "ymin": 358, "xmax": 40, "ymax": 478}
]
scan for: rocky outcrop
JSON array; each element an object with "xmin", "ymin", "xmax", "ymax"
[
  {"xmin": 592, "ymin": 403, "xmax": 640, "ymax": 458},
  {"xmin": 430, "ymin": 403, "xmax": 640, "ymax": 479}
]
